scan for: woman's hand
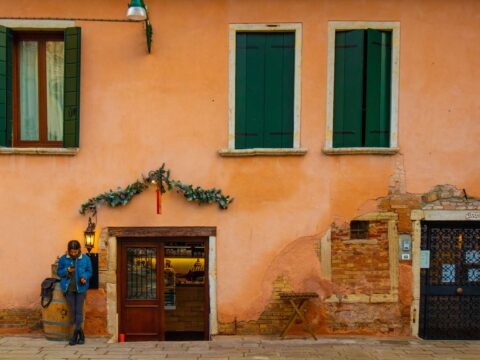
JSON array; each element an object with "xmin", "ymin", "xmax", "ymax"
[
  {"xmin": 67, "ymin": 267, "xmax": 75, "ymax": 273},
  {"xmin": 80, "ymin": 278, "xmax": 86, "ymax": 284}
]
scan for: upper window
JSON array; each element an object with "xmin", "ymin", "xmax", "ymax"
[
  {"xmin": 0, "ymin": 26, "xmax": 81, "ymax": 149},
  {"xmin": 324, "ymin": 22, "xmax": 399, "ymax": 154},
  {"xmin": 226, "ymin": 24, "xmax": 302, "ymax": 153}
]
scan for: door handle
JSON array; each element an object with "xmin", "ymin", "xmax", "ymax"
[{"xmin": 456, "ymin": 287, "xmax": 463, "ymax": 295}]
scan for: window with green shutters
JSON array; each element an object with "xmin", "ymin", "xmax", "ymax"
[
  {"xmin": 333, "ymin": 29, "xmax": 392, "ymax": 148},
  {"xmin": 235, "ymin": 32, "xmax": 295, "ymax": 149},
  {"xmin": 0, "ymin": 26, "xmax": 81, "ymax": 148}
]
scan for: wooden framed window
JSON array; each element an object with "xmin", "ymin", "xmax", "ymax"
[
  {"xmin": 223, "ymin": 23, "xmax": 303, "ymax": 155},
  {"xmin": 350, "ymin": 220, "xmax": 369, "ymax": 239},
  {"xmin": 323, "ymin": 22, "xmax": 400, "ymax": 155},
  {"xmin": 13, "ymin": 31, "xmax": 64, "ymax": 147},
  {"xmin": 0, "ymin": 26, "xmax": 81, "ymax": 149}
]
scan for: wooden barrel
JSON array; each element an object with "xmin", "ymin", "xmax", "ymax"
[{"xmin": 41, "ymin": 283, "xmax": 84, "ymax": 341}]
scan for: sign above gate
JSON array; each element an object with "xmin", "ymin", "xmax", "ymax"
[
  {"xmin": 420, "ymin": 250, "xmax": 430, "ymax": 269},
  {"xmin": 465, "ymin": 212, "xmax": 480, "ymax": 220}
]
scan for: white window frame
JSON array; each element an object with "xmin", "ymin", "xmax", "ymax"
[
  {"xmin": 219, "ymin": 23, "xmax": 306, "ymax": 157},
  {"xmin": 323, "ymin": 21, "xmax": 400, "ymax": 155}
]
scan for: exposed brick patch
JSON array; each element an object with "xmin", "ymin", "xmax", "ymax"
[
  {"xmin": 331, "ymin": 221, "xmax": 390, "ymax": 295},
  {"xmin": 0, "ymin": 308, "xmax": 42, "ymax": 333},
  {"xmin": 219, "ymin": 276, "xmax": 295, "ymax": 335}
]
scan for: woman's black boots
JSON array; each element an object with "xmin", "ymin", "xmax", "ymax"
[
  {"xmin": 69, "ymin": 329, "xmax": 79, "ymax": 346},
  {"xmin": 77, "ymin": 329, "xmax": 85, "ymax": 345}
]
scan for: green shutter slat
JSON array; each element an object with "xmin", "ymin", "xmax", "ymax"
[
  {"xmin": 0, "ymin": 26, "xmax": 12, "ymax": 147},
  {"xmin": 333, "ymin": 30, "xmax": 364, "ymax": 148},
  {"xmin": 365, "ymin": 29, "xmax": 391, "ymax": 147},
  {"xmin": 245, "ymin": 33, "xmax": 265, "ymax": 149},
  {"xmin": 63, "ymin": 27, "xmax": 81, "ymax": 148},
  {"xmin": 264, "ymin": 32, "xmax": 284, "ymax": 148},
  {"xmin": 235, "ymin": 33, "xmax": 247, "ymax": 149}
]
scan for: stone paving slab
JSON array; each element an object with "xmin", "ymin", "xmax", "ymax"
[{"xmin": 0, "ymin": 335, "xmax": 479, "ymax": 359}]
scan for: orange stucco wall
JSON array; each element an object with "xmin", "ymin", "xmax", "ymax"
[{"xmin": 1, "ymin": 0, "xmax": 480, "ymax": 329}]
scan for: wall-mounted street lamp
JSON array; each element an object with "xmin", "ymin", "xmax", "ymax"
[
  {"xmin": 84, "ymin": 217, "xmax": 99, "ymax": 289},
  {"xmin": 127, "ymin": 0, "xmax": 153, "ymax": 53}
]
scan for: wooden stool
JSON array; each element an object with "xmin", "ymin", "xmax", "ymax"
[{"xmin": 279, "ymin": 292, "xmax": 319, "ymax": 340}]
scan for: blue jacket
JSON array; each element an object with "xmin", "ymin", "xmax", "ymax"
[{"xmin": 57, "ymin": 253, "xmax": 93, "ymax": 294}]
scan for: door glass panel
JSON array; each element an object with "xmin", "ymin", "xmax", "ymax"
[
  {"xmin": 465, "ymin": 250, "xmax": 480, "ymax": 264},
  {"xmin": 468, "ymin": 269, "xmax": 480, "ymax": 282},
  {"xmin": 441, "ymin": 264, "xmax": 456, "ymax": 283},
  {"xmin": 164, "ymin": 242, "xmax": 206, "ymax": 341},
  {"xmin": 127, "ymin": 247, "xmax": 157, "ymax": 299}
]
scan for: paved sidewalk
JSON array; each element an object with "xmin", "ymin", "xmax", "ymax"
[{"xmin": 1, "ymin": 335, "xmax": 479, "ymax": 359}]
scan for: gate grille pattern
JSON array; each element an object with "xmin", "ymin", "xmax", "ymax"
[{"xmin": 420, "ymin": 222, "xmax": 480, "ymax": 339}]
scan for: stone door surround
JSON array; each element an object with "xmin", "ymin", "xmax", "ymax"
[{"xmin": 98, "ymin": 226, "xmax": 218, "ymax": 342}]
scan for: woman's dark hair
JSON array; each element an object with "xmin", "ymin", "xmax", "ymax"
[{"xmin": 67, "ymin": 240, "xmax": 81, "ymax": 251}]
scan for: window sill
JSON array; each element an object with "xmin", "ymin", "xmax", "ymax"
[
  {"xmin": 218, "ymin": 148, "xmax": 307, "ymax": 157},
  {"xmin": 0, "ymin": 147, "xmax": 79, "ymax": 156},
  {"xmin": 322, "ymin": 147, "xmax": 399, "ymax": 155}
]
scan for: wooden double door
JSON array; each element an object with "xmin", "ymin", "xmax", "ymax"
[{"xmin": 118, "ymin": 237, "xmax": 209, "ymax": 341}]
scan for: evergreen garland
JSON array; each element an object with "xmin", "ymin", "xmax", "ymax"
[{"xmin": 79, "ymin": 164, "xmax": 233, "ymax": 216}]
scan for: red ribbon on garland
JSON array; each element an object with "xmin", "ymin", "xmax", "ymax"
[{"xmin": 156, "ymin": 189, "xmax": 162, "ymax": 214}]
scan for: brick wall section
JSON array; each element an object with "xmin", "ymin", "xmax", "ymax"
[
  {"xmin": 0, "ymin": 309, "xmax": 42, "ymax": 333},
  {"xmin": 331, "ymin": 221, "xmax": 390, "ymax": 295},
  {"xmin": 218, "ymin": 276, "xmax": 294, "ymax": 335}
]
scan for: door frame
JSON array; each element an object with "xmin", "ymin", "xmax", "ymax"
[
  {"xmin": 410, "ymin": 210, "xmax": 480, "ymax": 337},
  {"xmin": 98, "ymin": 227, "xmax": 217, "ymax": 342}
]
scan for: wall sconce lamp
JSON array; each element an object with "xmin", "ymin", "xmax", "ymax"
[
  {"xmin": 84, "ymin": 217, "xmax": 96, "ymax": 254},
  {"xmin": 127, "ymin": 0, "xmax": 153, "ymax": 53},
  {"xmin": 84, "ymin": 217, "xmax": 99, "ymax": 289}
]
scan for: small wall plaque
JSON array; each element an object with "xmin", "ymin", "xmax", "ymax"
[{"xmin": 420, "ymin": 250, "xmax": 430, "ymax": 269}]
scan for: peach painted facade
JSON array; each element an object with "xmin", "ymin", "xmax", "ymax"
[{"xmin": 1, "ymin": 0, "xmax": 480, "ymax": 338}]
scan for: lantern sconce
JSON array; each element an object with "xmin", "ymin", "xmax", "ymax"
[
  {"xmin": 84, "ymin": 217, "xmax": 96, "ymax": 254},
  {"xmin": 84, "ymin": 217, "xmax": 99, "ymax": 289},
  {"xmin": 127, "ymin": 0, "xmax": 153, "ymax": 53}
]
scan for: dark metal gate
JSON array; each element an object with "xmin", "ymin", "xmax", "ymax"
[{"xmin": 420, "ymin": 221, "xmax": 480, "ymax": 339}]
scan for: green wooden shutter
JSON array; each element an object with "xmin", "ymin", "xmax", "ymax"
[
  {"xmin": 235, "ymin": 32, "xmax": 294, "ymax": 149},
  {"xmin": 235, "ymin": 33, "xmax": 248, "ymax": 149},
  {"xmin": 63, "ymin": 27, "xmax": 81, "ymax": 148},
  {"xmin": 0, "ymin": 26, "xmax": 13, "ymax": 147},
  {"xmin": 333, "ymin": 30, "xmax": 365, "ymax": 148},
  {"xmin": 365, "ymin": 29, "xmax": 391, "ymax": 147},
  {"xmin": 235, "ymin": 32, "xmax": 265, "ymax": 149},
  {"xmin": 264, "ymin": 32, "xmax": 294, "ymax": 148}
]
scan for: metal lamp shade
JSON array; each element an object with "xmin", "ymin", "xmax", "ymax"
[{"xmin": 127, "ymin": 0, "xmax": 147, "ymax": 21}]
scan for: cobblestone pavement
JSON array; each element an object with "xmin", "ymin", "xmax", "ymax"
[{"xmin": 1, "ymin": 335, "xmax": 479, "ymax": 359}]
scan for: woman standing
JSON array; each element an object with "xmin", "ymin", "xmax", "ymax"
[{"xmin": 57, "ymin": 240, "xmax": 92, "ymax": 345}]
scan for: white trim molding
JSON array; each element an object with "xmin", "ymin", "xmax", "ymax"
[
  {"xmin": 224, "ymin": 23, "xmax": 302, "ymax": 154},
  {"xmin": 0, "ymin": 147, "xmax": 78, "ymax": 156},
  {"xmin": 324, "ymin": 21, "xmax": 400, "ymax": 154}
]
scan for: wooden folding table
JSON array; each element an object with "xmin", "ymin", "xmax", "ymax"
[{"xmin": 279, "ymin": 292, "xmax": 319, "ymax": 340}]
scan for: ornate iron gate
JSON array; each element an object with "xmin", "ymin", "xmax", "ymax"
[{"xmin": 420, "ymin": 221, "xmax": 480, "ymax": 339}]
